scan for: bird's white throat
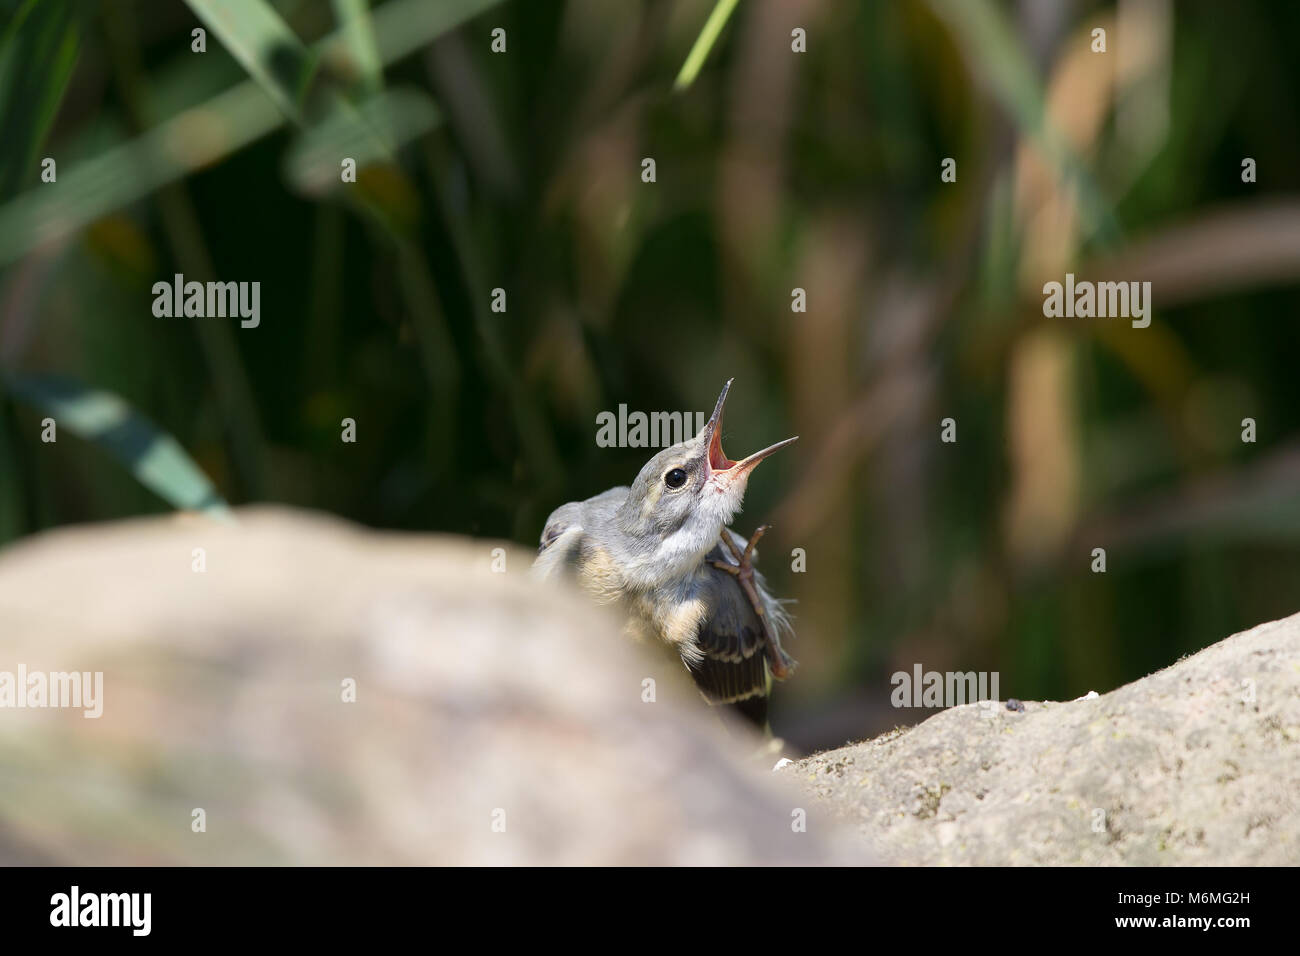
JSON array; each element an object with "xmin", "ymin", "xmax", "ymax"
[{"xmin": 623, "ymin": 519, "xmax": 723, "ymax": 590}]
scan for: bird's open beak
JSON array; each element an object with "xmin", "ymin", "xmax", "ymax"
[{"xmin": 704, "ymin": 378, "xmax": 798, "ymax": 480}]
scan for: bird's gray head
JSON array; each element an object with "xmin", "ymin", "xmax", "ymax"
[{"xmin": 614, "ymin": 379, "xmax": 797, "ymax": 583}]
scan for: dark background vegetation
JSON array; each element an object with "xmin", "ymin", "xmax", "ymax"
[{"xmin": 3, "ymin": 0, "xmax": 1299, "ymax": 751}]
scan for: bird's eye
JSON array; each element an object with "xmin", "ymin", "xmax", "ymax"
[{"xmin": 664, "ymin": 468, "xmax": 687, "ymax": 489}]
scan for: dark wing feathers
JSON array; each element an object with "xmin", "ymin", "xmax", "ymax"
[
  {"xmin": 537, "ymin": 502, "xmax": 581, "ymax": 555},
  {"xmin": 686, "ymin": 542, "xmax": 773, "ymax": 727}
]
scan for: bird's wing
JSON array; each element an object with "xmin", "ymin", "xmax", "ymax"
[
  {"xmin": 532, "ymin": 501, "xmax": 584, "ymax": 579},
  {"xmin": 689, "ymin": 561, "xmax": 769, "ymax": 700},
  {"xmin": 687, "ymin": 530, "xmax": 798, "ymax": 728},
  {"xmin": 538, "ymin": 501, "xmax": 581, "ymax": 554},
  {"xmin": 532, "ymin": 487, "xmax": 629, "ymax": 580}
]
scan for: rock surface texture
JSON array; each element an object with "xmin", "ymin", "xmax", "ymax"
[
  {"xmin": 0, "ymin": 509, "xmax": 840, "ymax": 865},
  {"xmin": 2, "ymin": 508, "xmax": 1295, "ymax": 864},
  {"xmin": 784, "ymin": 614, "xmax": 1300, "ymax": 864}
]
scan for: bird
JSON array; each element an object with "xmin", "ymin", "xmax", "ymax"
[{"xmin": 533, "ymin": 379, "xmax": 797, "ymax": 730}]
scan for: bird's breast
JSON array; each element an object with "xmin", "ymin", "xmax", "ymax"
[{"xmin": 621, "ymin": 576, "xmax": 709, "ymax": 664}]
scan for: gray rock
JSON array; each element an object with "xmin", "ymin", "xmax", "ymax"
[
  {"xmin": 783, "ymin": 613, "xmax": 1300, "ymax": 864},
  {"xmin": 5, "ymin": 506, "xmax": 1293, "ymax": 865},
  {"xmin": 0, "ymin": 508, "xmax": 848, "ymax": 865}
]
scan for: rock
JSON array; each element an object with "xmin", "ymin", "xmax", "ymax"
[
  {"xmin": 0, "ymin": 508, "xmax": 851, "ymax": 865},
  {"xmin": 783, "ymin": 613, "xmax": 1300, "ymax": 864},
  {"xmin": 7, "ymin": 506, "xmax": 1294, "ymax": 865}
]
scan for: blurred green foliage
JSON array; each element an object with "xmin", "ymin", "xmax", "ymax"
[{"xmin": 3, "ymin": 0, "xmax": 1300, "ymax": 748}]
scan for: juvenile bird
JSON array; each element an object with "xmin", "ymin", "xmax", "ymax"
[{"xmin": 533, "ymin": 380, "xmax": 797, "ymax": 729}]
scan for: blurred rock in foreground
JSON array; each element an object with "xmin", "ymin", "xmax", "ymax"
[
  {"xmin": 785, "ymin": 613, "xmax": 1300, "ymax": 864},
  {"xmin": 6, "ymin": 507, "xmax": 1296, "ymax": 865},
  {"xmin": 0, "ymin": 508, "xmax": 846, "ymax": 865}
]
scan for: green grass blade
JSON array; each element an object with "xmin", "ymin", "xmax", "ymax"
[
  {"xmin": 331, "ymin": 0, "xmax": 383, "ymax": 96},
  {"xmin": 674, "ymin": 0, "xmax": 742, "ymax": 92},
  {"xmin": 341, "ymin": 0, "xmax": 502, "ymax": 66},
  {"xmin": 927, "ymin": 0, "xmax": 1121, "ymax": 246},
  {"xmin": 182, "ymin": 0, "xmax": 316, "ymax": 124},
  {"xmin": 283, "ymin": 87, "xmax": 441, "ymax": 195},
  {"xmin": 0, "ymin": 0, "xmax": 505, "ymax": 267},
  {"xmin": 0, "ymin": 0, "xmax": 81, "ymax": 197},
  {"xmin": 0, "ymin": 81, "xmax": 283, "ymax": 265},
  {"xmin": 3, "ymin": 374, "xmax": 231, "ymax": 519}
]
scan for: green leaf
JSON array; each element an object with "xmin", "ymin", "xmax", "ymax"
[
  {"xmin": 330, "ymin": 0, "xmax": 383, "ymax": 96},
  {"xmin": 0, "ymin": 0, "xmax": 81, "ymax": 197},
  {"xmin": 3, "ymin": 374, "xmax": 232, "ymax": 519},
  {"xmin": 0, "ymin": 0, "xmax": 505, "ymax": 267},
  {"xmin": 182, "ymin": 0, "xmax": 318, "ymax": 125},
  {"xmin": 674, "ymin": 0, "xmax": 742, "ymax": 92},
  {"xmin": 283, "ymin": 87, "xmax": 441, "ymax": 196},
  {"xmin": 0, "ymin": 81, "xmax": 285, "ymax": 266},
  {"xmin": 926, "ymin": 0, "xmax": 1122, "ymax": 247}
]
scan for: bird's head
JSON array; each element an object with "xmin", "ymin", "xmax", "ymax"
[{"xmin": 615, "ymin": 379, "xmax": 796, "ymax": 576}]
